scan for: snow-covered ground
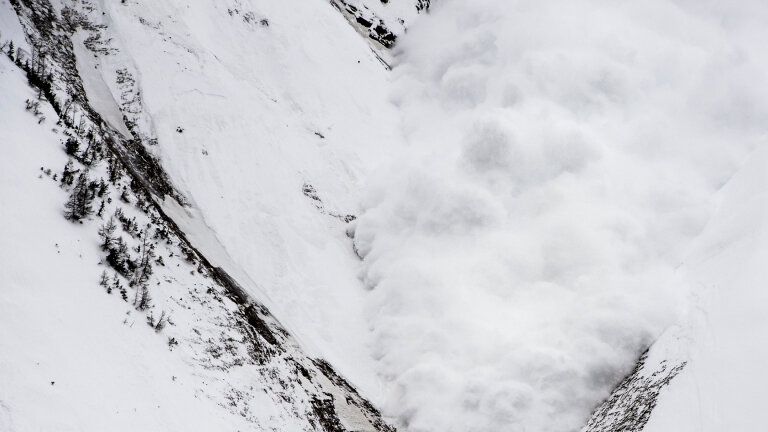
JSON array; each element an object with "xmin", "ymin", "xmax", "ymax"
[
  {"xmin": 644, "ymin": 142, "xmax": 768, "ymax": 431},
  {"xmin": 3, "ymin": 0, "xmax": 768, "ymax": 430},
  {"xmin": 0, "ymin": 51, "xmax": 254, "ymax": 432},
  {"xmin": 84, "ymin": 0, "xmax": 404, "ymax": 398}
]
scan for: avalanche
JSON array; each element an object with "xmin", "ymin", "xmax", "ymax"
[
  {"xmin": 2, "ymin": 0, "xmax": 768, "ymax": 431},
  {"xmin": 353, "ymin": 0, "xmax": 768, "ymax": 431}
]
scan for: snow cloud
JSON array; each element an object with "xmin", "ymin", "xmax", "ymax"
[{"xmin": 353, "ymin": 1, "xmax": 768, "ymax": 431}]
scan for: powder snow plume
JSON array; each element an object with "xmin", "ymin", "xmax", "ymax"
[{"xmin": 352, "ymin": 1, "xmax": 768, "ymax": 431}]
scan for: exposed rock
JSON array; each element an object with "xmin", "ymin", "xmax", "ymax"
[{"xmin": 582, "ymin": 348, "xmax": 686, "ymax": 432}]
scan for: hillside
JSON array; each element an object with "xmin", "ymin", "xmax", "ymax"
[{"xmin": 2, "ymin": 0, "xmax": 768, "ymax": 431}]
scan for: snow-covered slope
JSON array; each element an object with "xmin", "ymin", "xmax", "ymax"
[
  {"xmin": 0, "ymin": 0, "xmax": 404, "ymax": 429},
  {"xmin": 0, "ymin": 50, "xmax": 256, "ymax": 432},
  {"xmin": 87, "ymin": 0, "xmax": 402, "ymax": 379},
  {"xmin": 4, "ymin": 0, "xmax": 413, "ymax": 401},
  {"xmin": 642, "ymin": 143, "xmax": 768, "ymax": 431},
  {"xmin": 3, "ymin": 0, "xmax": 768, "ymax": 431},
  {"xmin": 0, "ymin": 44, "xmax": 394, "ymax": 432}
]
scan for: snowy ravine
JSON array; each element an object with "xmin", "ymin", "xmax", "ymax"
[
  {"xmin": 3, "ymin": 0, "xmax": 768, "ymax": 431},
  {"xmin": 0, "ymin": 0, "xmax": 417, "ymax": 429}
]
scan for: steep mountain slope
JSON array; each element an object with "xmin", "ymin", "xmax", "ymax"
[
  {"xmin": 0, "ymin": 0, "xmax": 409, "ymax": 430},
  {"xmin": 77, "ymin": 0, "xmax": 404, "ymax": 393},
  {"xmin": 581, "ymin": 142, "xmax": 768, "ymax": 432},
  {"xmin": 642, "ymin": 143, "xmax": 768, "ymax": 431},
  {"xmin": 3, "ymin": 0, "xmax": 768, "ymax": 431}
]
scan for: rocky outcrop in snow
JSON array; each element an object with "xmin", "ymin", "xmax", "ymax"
[{"xmin": 582, "ymin": 349, "xmax": 686, "ymax": 432}]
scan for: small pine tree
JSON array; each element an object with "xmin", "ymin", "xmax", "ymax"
[
  {"xmin": 6, "ymin": 41, "xmax": 14, "ymax": 61},
  {"xmin": 97, "ymin": 179, "xmax": 108, "ymax": 197},
  {"xmin": 99, "ymin": 270, "xmax": 109, "ymax": 287},
  {"xmin": 60, "ymin": 161, "xmax": 76, "ymax": 186},
  {"xmin": 110, "ymin": 275, "xmax": 127, "ymax": 301},
  {"xmin": 99, "ymin": 270, "xmax": 110, "ymax": 291},
  {"xmin": 132, "ymin": 229, "xmax": 156, "ymax": 287},
  {"xmin": 64, "ymin": 138, "xmax": 79, "ymax": 156},
  {"xmin": 154, "ymin": 311, "xmax": 167, "ymax": 332},
  {"xmin": 135, "ymin": 283, "xmax": 151, "ymax": 311},
  {"xmin": 98, "ymin": 218, "xmax": 117, "ymax": 250},
  {"xmin": 107, "ymin": 156, "xmax": 122, "ymax": 184},
  {"xmin": 106, "ymin": 236, "xmax": 130, "ymax": 275},
  {"xmin": 64, "ymin": 171, "xmax": 94, "ymax": 221}
]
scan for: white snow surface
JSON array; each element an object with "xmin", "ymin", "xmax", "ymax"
[
  {"xmin": 3, "ymin": 0, "xmax": 768, "ymax": 431},
  {"xmin": 71, "ymin": 29, "xmax": 132, "ymax": 137},
  {"xmin": 644, "ymin": 143, "xmax": 768, "ymax": 431},
  {"xmin": 0, "ymin": 0, "xmax": 27, "ymax": 53},
  {"xmin": 70, "ymin": 0, "xmax": 406, "ymax": 400},
  {"xmin": 0, "ymin": 55, "xmax": 256, "ymax": 432}
]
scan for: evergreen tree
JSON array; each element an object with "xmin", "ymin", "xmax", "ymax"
[
  {"xmin": 99, "ymin": 271, "xmax": 111, "ymax": 293},
  {"xmin": 134, "ymin": 283, "xmax": 151, "ymax": 311},
  {"xmin": 107, "ymin": 156, "xmax": 122, "ymax": 184},
  {"xmin": 106, "ymin": 236, "xmax": 130, "ymax": 275},
  {"xmin": 98, "ymin": 218, "xmax": 116, "ymax": 250},
  {"xmin": 64, "ymin": 171, "xmax": 94, "ymax": 221},
  {"xmin": 60, "ymin": 160, "xmax": 76, "ymax": 186},
  {"xmin": 97, "ymin": 179, "xmax": 108, "ymax": 197},
  {"xmin": 133, "ymin": 229, "xmax": 156, "ymax": 287},
  {"xmin": 64, "ymin": 138, "xmax": 79, "ymax": 156},
  {"xmin": 111, "ymin": 275, "xmax": 127, "ymax": 301},
  {"xmin": 154, "ymin": 311, "xmax": 167, "ymax": 332}
]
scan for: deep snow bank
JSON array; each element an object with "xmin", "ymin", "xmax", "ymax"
[{"xmin": 353, "ymin": 1, "xmax": 768, "ymax": 430}]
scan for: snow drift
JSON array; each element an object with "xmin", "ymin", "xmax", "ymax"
[{"xmin": 352, "ymin": 1, "xmax": 768, "ymax": 430}]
